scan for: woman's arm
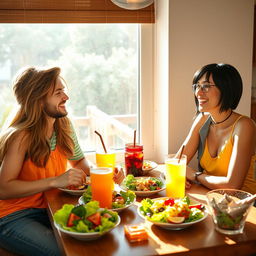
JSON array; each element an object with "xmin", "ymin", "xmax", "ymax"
[
  {"xmin": 188, "ymin": 117, "xmax": 256, "ymax": 189},
  {"xmin": 0, "ymin": 132, "xmax": 86, "ymax": 199}
]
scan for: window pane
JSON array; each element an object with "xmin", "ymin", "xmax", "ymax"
[{"xmin": 0, "ymin": 24, "xmax": 139, "ymax": 152}]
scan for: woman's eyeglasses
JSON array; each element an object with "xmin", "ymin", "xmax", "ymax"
[{"xmin": 192, "ymin": 83, "xmax": 215, "ymax": 93}]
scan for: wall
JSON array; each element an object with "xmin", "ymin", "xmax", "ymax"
[
  {"xmin": 154, "ymin": 0, "xmax": 254, "ymax": 166},
  {"xmin": 169, "ymin": 0, "xmax": 254, "ymax": 167}
]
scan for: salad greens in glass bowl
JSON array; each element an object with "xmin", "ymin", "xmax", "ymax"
[
  {"xmin": 138, "ymin": 196, "xmax": 208, "ymax": 230},
  {"xmin": 78, "ymin": 185, "xmax": 136, "ymax": 212},
  {"xmin": 53, "ymin": 201, "xmax": 120, "ymax": 240},
  {"xmin": 120, "ymin": 174, "xmax": 165, "ymax": 197}
]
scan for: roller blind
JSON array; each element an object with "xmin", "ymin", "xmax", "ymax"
[{"xmin": 0, "ymin": 0, "xmax": 155, "ymax": 23}]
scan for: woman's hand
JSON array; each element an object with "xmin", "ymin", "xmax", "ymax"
[
  {"xmin": 186, "ymin": 180, "xmax": 192, "ymax": 189},
  {"xmin": 186, "ymin": 166, "xmax": 196, "ymax": 182},
  {"xmin": 113, "ymin": 166, "xmax": 125, "ymax": 184},
  {"xmin": 53, "ymin": 168, "xmax": 87, "ymax": 189}
]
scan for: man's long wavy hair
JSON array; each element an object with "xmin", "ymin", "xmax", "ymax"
[{"xmin": 0, "ymin": 67, "xmax": 74, "ymax": 167}]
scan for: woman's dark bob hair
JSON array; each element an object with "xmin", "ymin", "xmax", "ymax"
[{"xmin": 192, "ymin": 63, "xmax": 243, "ymax": 113}]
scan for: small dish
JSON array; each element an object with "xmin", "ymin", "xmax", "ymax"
[
  {"xmin": 142, "ymin": 160, "xmax": 158, "ymax": 173},
  {"xmin": 54, "ymin": 215, "xmax": 120, "ymax": 241},
  {"xmin": 58, "ymin": 177, "xmax": 90, "ymax": 196},
  {"xmin": 137, "ymin": 197, "xmax": 208, "ymax": 230},
  {"xmin": 120, "ymin": 176, "xmax": 165, "ymax": 197}
]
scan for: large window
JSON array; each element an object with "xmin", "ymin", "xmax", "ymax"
[{"xmin": 0, "ymin": 24, "xmax": 143, "ymax": 153}]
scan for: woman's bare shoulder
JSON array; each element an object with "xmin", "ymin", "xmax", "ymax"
[{"xmin": 234, "ymin": 115, "xmax": 256, "ymax": 137}]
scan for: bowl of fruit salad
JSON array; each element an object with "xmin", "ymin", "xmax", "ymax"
[
  {"xmin": 120, "ymin": 174, "xmax": 165, "ymax": 197},
  {"xmin": 78, "ymin": 185, "xmax": 136, "ymax": 213},
  {"xmin": 53, "ymin": 201, "xmax": 120, "ymax": 241},
  {"xmin": 138, "ymin": 196, "xmax": 208, "ymax": 230}
]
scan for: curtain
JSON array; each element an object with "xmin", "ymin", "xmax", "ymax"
[{"xmin": 0, "ymin": 0, "xmax": 154, "ymax": 23}]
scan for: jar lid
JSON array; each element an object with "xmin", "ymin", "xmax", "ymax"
[{"xmin": 125, "ymin": 143, "xmax": 143, "ymax": 152}]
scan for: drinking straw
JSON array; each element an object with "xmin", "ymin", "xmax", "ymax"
[
  {"xmin": 178, "ymin": 145, "xmax": 185, "ymax": 163},
  {"xmin": 133, "ymin": 130, "xmax": 136, "ymax": 147},
  {"xmin": 94, "ymin": 130, "xmax": 107, "ymax": 153}
]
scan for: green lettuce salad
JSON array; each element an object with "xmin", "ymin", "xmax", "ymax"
[
  {"xmin": 139, "ymin": 197, "xmax": 205, "ymax": 224},
  {"xmin": 82, "ymin": 186, "xmax": 136, "ymax": 209},
  {"xmin": 123, "ymin": 174, "xmax": 164, "ymax": 191},
  {"xmin": 53, "ymin": 201, "xmax": 119, "ymax": 234}
]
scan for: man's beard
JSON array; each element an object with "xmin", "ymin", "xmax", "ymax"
[{"xmin": 44, "ymin": 104, "xmax": 68, "ymax": 119}]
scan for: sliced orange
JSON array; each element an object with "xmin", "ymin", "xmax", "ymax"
[{"xmin": 167, "ymin": 216, "xmax": 185, "ymax": 224}]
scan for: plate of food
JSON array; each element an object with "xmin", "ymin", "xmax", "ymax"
[
  {"xmin": 58, "ymin": 177, "xmax": 91, "ymax": 196},
  {"xmin": 120, "ymin": 174, "xmax": 165, "ymax": 197},
  {"xmin": 53, "ymin": 201, "xmax": 120, "ymax": 241},
  {"xmin": 142, "ymin": 160, "xmax": 158, "ymax": 173},
  {"xmin": 78, "ymin": 185, "xmax": 136, "ymax": 213},
  {"xmin": 137, "ymin": 196, "xmax": 208, "ymax": 230}
]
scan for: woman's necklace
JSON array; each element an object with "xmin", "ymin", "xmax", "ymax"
[{"xmin": 211, "ymin": 110, "xmax": 233, "ymax": 125}]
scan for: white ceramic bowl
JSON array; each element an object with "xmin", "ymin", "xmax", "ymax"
[
  {"xmin": 54, "ymin": 215, "xmax": 121, "ymax": 241},
  {"xmin": 120, "ymin": 176, "xmax": 165, "ymax": 197},
  {"xmin": 137, "ymin": 197, "xmax": 208, "ymax": 230}
]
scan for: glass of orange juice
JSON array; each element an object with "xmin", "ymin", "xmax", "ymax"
[
  {"xmin": 90, "ymin": 167, "xmax": 113, "ymax": 208},
  {"xmin": 95, "ymin": 152, "xmax": 116, "ymax": 169},
  {"xmin": 165, "ymin": 154, "xmax": 187, "ymax": 198}
]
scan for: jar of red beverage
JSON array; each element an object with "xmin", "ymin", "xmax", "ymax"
[{"xmin": 125, "ymin": 143, "xmax": 144, "ymax": 176}]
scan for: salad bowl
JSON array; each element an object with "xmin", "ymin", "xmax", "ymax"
[
  {"xmin": 137, "ymin": 197, "xmax": 208, "ymax": 230},
  {"xmin": 120, "ymin": 175, "xmax": 165, "ymax": 197},
  {"xmin": 53, "ymin": 201, "xmax": 120, "ymax": 241},
  {"xmin": 54, "ymin": 218, "xmax": 120, "ymax": 241},
  {"xmin": 78, "ymin": 186, "xmax": 136, "ymax": 213}
]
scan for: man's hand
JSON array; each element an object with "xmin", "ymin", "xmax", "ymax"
[{"xmin": 53, "ymin": 168, "xmax": 87, "ymax": 188}]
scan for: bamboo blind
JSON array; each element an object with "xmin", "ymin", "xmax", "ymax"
[{"xmin": 0, "ymin": 0, "xmax": 155, "ymax": 23}]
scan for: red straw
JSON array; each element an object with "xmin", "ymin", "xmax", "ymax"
[
  {"xmin": 94, "ymin": 130, "xmax": 107, "ymax": 153},
  {"xmin": 178, "ymin": 145, "xmax": 185, "ymax": 163},
  {"xmin": 133, "ymin": 130, "xmax": 136, "ymax": 147}
]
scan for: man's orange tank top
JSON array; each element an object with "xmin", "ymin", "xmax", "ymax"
[{"xmin": 0, "ymin": 147, "xmax": 67, "ymax": 218}]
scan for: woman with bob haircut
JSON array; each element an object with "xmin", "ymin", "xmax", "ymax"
[{"xmin": 177, "ymin": 63, "xmax": 256, "ymax": 195}]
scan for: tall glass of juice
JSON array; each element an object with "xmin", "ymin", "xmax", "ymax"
[
  {"xmin": 165, "ymin": 154, "xmax": 187, "ymax": 198},
  {"xmin": 95, "ymin": 152, "xmax": 116, "ymax": 169},
  {"xmin": 125, "ymin": 143, "xmax": 143, "ymax": 176},
  {"xmin": 90, "ymin": 167, "xmax": 113, "ymax": 208}
]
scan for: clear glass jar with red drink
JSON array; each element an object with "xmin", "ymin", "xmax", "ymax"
[{"xmin": 125, "ymin": 143, "xmax": 144, "ymax": 176}]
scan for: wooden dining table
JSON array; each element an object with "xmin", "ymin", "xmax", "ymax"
[{"xmin": 45, "ymin": 165, "xmax": 256, "ymax": 256}]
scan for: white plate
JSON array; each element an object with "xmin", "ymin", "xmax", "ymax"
[
  {"xmin": 78, "ymin": 194, "xmax": 136, "ymax": 213},
  {"xmin": 120, "ymin": 176, "xmax": 165, "ymax": 197},
  {"xmin": 58, "ymin": 177, "xmax": 91, "ymax": 196},
  {"xmin": 137, "ymin": 197, "xmax": 208, "ymax": 230},
  {"xmin": 54, "ymin": 215, "xmax": 120, "ymax": 241},
  {"xmin": 142, "ymin": 160, "xmax": 158, "ymax": 172}
]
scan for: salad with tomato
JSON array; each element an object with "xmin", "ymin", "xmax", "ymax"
[
  {"xmin": 122, "ymin": 174, "xmax": 164, "ymax": 191},
  {"xmin": 53, "ymin": 201, "xmax": 119, "ymax": 233},
  {"xmin": 139, "ymin": 197, "xmax": 205, "ymax": 224},
  {"xmin": 81, "ymin": 186, "xmax": 136, "ymax": 209}
]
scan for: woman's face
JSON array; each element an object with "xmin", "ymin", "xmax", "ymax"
[{"xmin": 195, "ymin": 73, "xmax": 221, "ymax": 113}]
